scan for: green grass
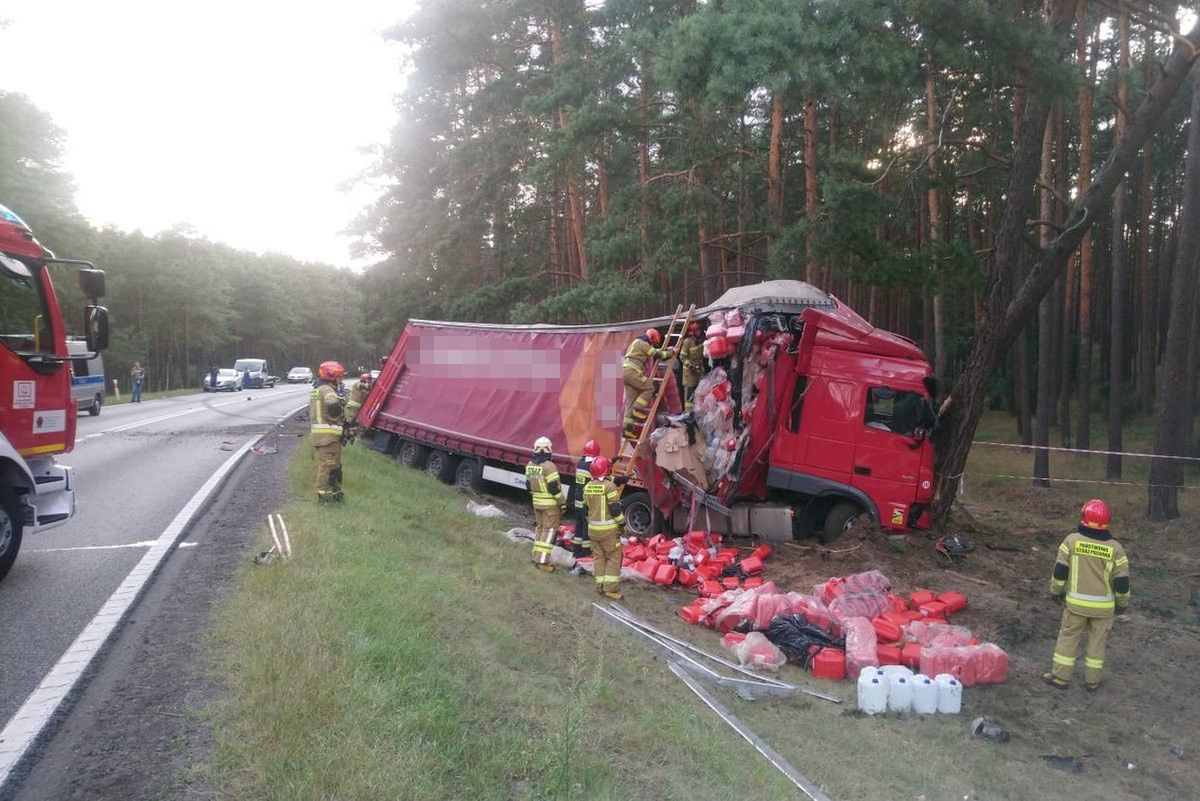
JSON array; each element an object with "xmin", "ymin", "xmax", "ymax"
[{"xmin": 206, "ymin": 445, "xmax": 801, "ymax": 800}]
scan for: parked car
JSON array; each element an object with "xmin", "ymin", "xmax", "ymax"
[
  {"xmin": 233, "ymin": 358, "xmax": 275, "ymax": 388},
  {"xmin": 67, "ymin": 338, "xmax": 105, "ymax": 416},
  {"xmin": 204, "ymin": 368, "xmax": 244, "ymax": 392},
  {"xmin": 287, "ymin": 366, "xmax": 314, "ymax": 383}
]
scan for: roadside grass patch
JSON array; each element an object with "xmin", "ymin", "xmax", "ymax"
[{"xmin": 206, "ymin": 445, "xmax": 799, "ymax": 800}]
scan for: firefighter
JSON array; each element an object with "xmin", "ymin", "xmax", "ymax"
[
  {"xmin": 310, "ymin": 361, "xmax": 348, "ymax": 502},
  {"xmin": 567, "ymin": 440, "xmax": 601, "ymax": 557},
  {"xmin": 526, "ymin": 436, "xmax": 566, "ymax": 573},
  {"xmin": 583, "ymin": 456, "xmax": 625, "ymax": 600},
  {"xmin": 679, "ymin": 321, "xmax": 705, "ymax": 410},
  {"xmin": 622, "ymin": 328, "xmax": 670, "ymax": 438},
  {"xmin": 342, "ymin": 373, "xmax": 371, "ymax": 444},
  {"xmin": 1043, "ymin": 499, "xmax": 1131, "ymax": 692}
]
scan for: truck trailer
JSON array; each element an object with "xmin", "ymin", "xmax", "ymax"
[{"xmin": 360, "ymin": 280, "xmax": 936, "ymax": 543}]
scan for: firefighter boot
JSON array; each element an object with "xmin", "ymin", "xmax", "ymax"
[{"xmin": 603, "ymin": 589, "xmax": 623, "ymax": 600}]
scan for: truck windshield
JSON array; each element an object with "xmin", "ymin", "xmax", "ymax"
[
  {"xmin": 0, "ymin": 267, "xmax": 54, "ymax": 356},
  {"xmin": 234, "ymin": 360, "xmax": 262, "ymax": 372},
  {"xmin": 864, "ymin": 387, "xmax": 934, "ymax": 436}
]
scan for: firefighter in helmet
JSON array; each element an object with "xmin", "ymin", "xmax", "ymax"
[
  {"xmin": 583, "ymin": 456, "xmax": 624, "ymax": 599},
  {"xmin": 622, "ymin": 328, "xmax": 670, "ymax": 438},
  {"xmin": 310, "ymin": 361, "xmax": 347, "ymax": 502},
  {"xmin": 526, "ymin": 436, "xmax": 566, "ymax": 572},
  {"xmin": 566, "ymin": 440, "xmax": 601, "ymax": 557},
  {"xmin": 679, "ymin": 321, "xmax": 705, "ymax": 410},
  {"xmin": 343, "ymin": 372, "xmax": 372, "ymax": 444},
  {"xmin": 1043, "ymin": 499, "xmax": 1131, "ymax": 692}
]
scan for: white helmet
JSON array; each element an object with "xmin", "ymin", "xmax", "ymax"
[{"xmin": 533, "ymin": 436, "xmax": 553, "ymax": 454}]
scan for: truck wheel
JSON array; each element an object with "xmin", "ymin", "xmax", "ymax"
[
  {"xmin": 822, "ymin": 501, "xmax": 864, "ymax": 544},
  {"xmin": 0, "ymin": 496, "xmax": 23, "ymax": 582},
  {"xmin": 89, "ymin": 394, "xmax": 102, "ymax": 416},
  {"xmin": 454, "ymin": 458, "xmax": 485, "ymax": 492},
  {"xmin": 621, "ymin": 491, "xmax": 656, "ymax": 538},
  {"xmin": 398, "ymin": 441, "xmax": 429, "ymax": 469},
  {"xmin": 426, "ymin": 450, "xmax": 459, "ymax": 483}
]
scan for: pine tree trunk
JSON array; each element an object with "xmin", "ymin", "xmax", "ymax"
[
  {"xmin": 1107, "ymin": 0, "xmax": 1130, "ymax": 480},
  {"xmin": 1137, "ymin": 40, "xmax": 1156, "ymax": 414},
  {"xmin": 925, "ymin": 64, "xmax": 947, "ymax": 380},
  {"xmin": 1076, "ymin": 4, "xmax": 1096, "ymax": 450},
  {"xmin": 638, "ymin": 55, "xmax": 652, "ymax": 273},
  {"xmin": 768, "ymin": 91, "xmax": 784, "ymax": 237},
  {"xmin": 1034, "ymin": 117, "xmax": 1055, "ymax": 485},
  {"xmin": 1148, "ymin": 72, "xmax": 1200, "ymax": 520},
  {"xmin": 803, "ymin": 93, "xmax": 819, "ymax": 283}
]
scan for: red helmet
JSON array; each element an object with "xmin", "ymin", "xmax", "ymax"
[
  {"xmin": 645, "ymin": 328, "xmax": 662, "ymax": 345},
  {"xmin": 318, "ymin": 361, "xmax": 346, "ymax": 381},
  {"xmin": 1079, "ymin": 499, "xmax": 1110, "ymax": 531},
  {"xmin": 582, "ymin": 439, "xmax": 601, "ymax": 457},
  {"xmin": 590, "ymin": 456, "xmax": 612, "ymax": 478},
  {"xmin": 687, "ymin": 321, "xmax": 702, "ymax": 336},
  {"xmin": 360, "ymin": 373, "xmax": 371, "ymax": 382}
]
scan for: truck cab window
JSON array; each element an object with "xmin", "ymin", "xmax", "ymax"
[
  {"xmin": 788, "ymin": 376, "xmax": 808, "ymax": 432},
  {"xmin": 0, "ymin": 270, "xmax": 54, "ymax": 355},
  {"xmin": 865, "ymin": 387, "xmax": 928, "ymax": 436}
]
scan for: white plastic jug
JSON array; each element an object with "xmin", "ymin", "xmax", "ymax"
[
  {"xmin": 935, "ymin": 673, "xmax": 962, "ymax": 714},
  {"xmin": 911, "ymin": 674, "xmax": 938, "ymax": 715},
  {"xmin": 859, "ymin": 666, "xmax": 885, "ymax": 681},
  {"xmin": 880, "ymin": 664, "xmax": 913, "ymax": 680},
  {"xmin": 887, "ymin": 674, "xmax": 913, "ymax": 713},
  {"xmin": 857, "ymin": 672, "xmax": 888, "ymax": 715}
]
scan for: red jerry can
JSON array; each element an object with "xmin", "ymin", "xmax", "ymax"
[
  {"xmin": 811, "ymin": 648, "xmax": 847, "ymax": 681},
  {"xmin": 680, "ymin": 602, "xmax": 707, "ymax": 625},
  {"xmin": 653, "ymin": 564, "xmax": 678, "ymax": 586},
  {"xmin": 717, "ymin": 548, "xmax": 740, "ymax": 563},
  {"xmin": 918, "ymin": 600, "xmax": 949, "ymax": 619},
  {"xmin": 752, "ymin": 544, "xmax": 773, "ymax": 561},
  {"xmin": 722, "ymin": 631, "xmax": 747, "ymax": 647},
  {"xmin": 721, "ymin": 576, "xmax": 741, "ymax": 591},
  {"xmin": 901, "ymin": 642, "xmax": 922, "ymax": 669},
  {"xmin": 909, "ymin": 589, "xmax": 936, "ymax": 608},
  {"xmin": 743, "ymin": 577, "xmax": 764, "ymax": 589},
  {"xmin": 635, "ymin": 559, "xmax": 659, "ymax": 579},
  {"xmin": 655, "ymin": 541, "xmax": 675, "ymax": 556},
  {"xmin": 937, "ymin": 591, "xmax": 968, "ymax": 614},
  {"xmin": 739, "ymin": 555, "xmax": 765, "ymax": 575},
  {"xmin": 700, "ymin": 580, "xmax": 724, "ymax": 597},
  {"xmin": 677, "ymin": 569, "xmax": 698, "ymax": 587},
  {"xmin": 876, "ymin": 644, "xmax": 902, "ymax": 666},
  {"xmin": 871, "ymin": 617, "xmax": 903, "ymax": 644},
  {"xmin": 695, "ymin": 563, "xmax": 722, "ymax": 580},
  {"xmin": 888, "ymin": 593, "xmax": 910, "ymax": 613}
]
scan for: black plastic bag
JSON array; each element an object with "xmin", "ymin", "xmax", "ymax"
[{"xmin": 764, "ymin": 614, "xmax": 845, "ymax": 668}]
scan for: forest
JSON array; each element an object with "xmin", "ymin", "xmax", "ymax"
[{"xmin": 3, "ymin": 0, "xmax": 1199, "ymax": 523}]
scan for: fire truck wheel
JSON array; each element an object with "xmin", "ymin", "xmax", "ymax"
[
  {"xmin": 0, "ymin": 495, "xmax": 23, "ymax": 582},
  {"xmin": 426, "ymin": 450, "xmax": 460, "ymax": 483},
  {"xmin": 621, "ymin": 491, "xmax": 656, "ymax": 538},
  {"xmin": 454, "ymin": 458, "xmax": 485, "ymax": 492},
  {"xmin": 398, "ymin": 440, "xmax": 429, "ymax": 469},
  {"xmin": 821, "ymin": 501, "xmax": 864, "ymax": 544}
]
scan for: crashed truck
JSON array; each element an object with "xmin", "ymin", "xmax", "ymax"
[{"xmin": 359, "ymin": 280, "xmax": 937, "ymax": 543}]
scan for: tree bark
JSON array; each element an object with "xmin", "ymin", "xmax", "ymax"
[
  {"xmin": 638, "ymin": 54, "xmax": 652, "ymax": 274},
  {"xmin": 1035, "ymin": 115, "xmax": 1056, "ymax": 485},
  {"xmin": 1137, "ymin": 39, "xmax": 1156, "ymax": 414},
  {"xmin": 926, "ymin": 62, "xmax": 948, "ymax": 380},
  {"xmin": 933, "ymin": 10, "xmax": 1200, "ymax": 529},
  {"xmin": 768, "ymin": 91, "xmax": 784, "ymax": 237},
  {"xmin": 1075, "ymin": 3, "xmax": 1096, "ymax": 449},
  {"xmin": 803, "ymin": 93, "xmax": 819, "ymax": 282},
  {"xmin": 1148, "ymin": 72, "xmax": 1200, "ymax": 520},
  {"xmin": 1107, "ymin": 0, "xmax": 1130, "ymax": 480}
]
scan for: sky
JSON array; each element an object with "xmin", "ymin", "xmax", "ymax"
[{"xmin": 0, "ymin": 0, "xmax": 417, "ymax": 268}]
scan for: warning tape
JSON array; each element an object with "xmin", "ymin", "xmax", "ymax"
[
  {"xmin": 983, "ymin": 473, "xmax": 1193, "ymax": 490},
  {"xmin": 971, "ymin": 440, "xmax": 1200, "ymax": 462}
]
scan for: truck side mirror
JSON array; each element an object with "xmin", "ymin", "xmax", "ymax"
[
  {"xmin": 77, "ymin": 268, "xmax": 106, "ymax": 301},
  {"xmin": 85, "ymin": 305, "xmax": 110, "ymax": 351}
]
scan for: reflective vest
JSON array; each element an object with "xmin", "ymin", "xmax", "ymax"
[
  {"xmin": 623, "ymin": 337, "xmax": 664, "ymax": 374},
  {"xmin": 309, "ymin": 382, "xmax": 344, "ymax": 445},
  {"xmin": 1051, "ymin": 530, "xmax": 1130, "ymax": 617},
  {"xmin": 584, "ymin": 478, "xmax": 624, "ymax": 533},
  {"xmin": 345, "ymin": 380, "xmax": 369, "ymax": 418},
  {"xmin": 570, "ymin": 456, "xmax": 593, "ymax": 510},
  {"xmin": 525, "ymin": 460, "xmax": 564, "ymax": 510},
  {"xmin": 679, "ymin": 336, "xmax": 703, "ymax": 385}
]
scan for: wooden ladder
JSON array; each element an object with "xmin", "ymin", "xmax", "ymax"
[{"xmin": 610, "ymin": 303, "xmax": 696, "ymax": 484}]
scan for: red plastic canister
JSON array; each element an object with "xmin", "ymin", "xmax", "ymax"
[
  {"xmin": 811, "ymin": 648, "xmax": 846, "ymax": 681},
  {"xmin": 743, "ymin": 577, "xmax": 764, "ymax": 589},
  {"xmin": 909, "ymin": 589, "xmax": 936, "ymax": 608},
  {"xmin": 635, "ymin": 559, "xmax": 659, "ymax": 579},
  {"xmin": 700, "ymin": 580, "xmax": 724, "ymax": 597},
  {"xmin": 872, "ymin": 617, "xmax": 903, "ymax": 644},
  {"xmin": 937, "ymin": 591, "xmax": 968, "ymax": 614},
  {"xmin": 889, "ymin": 594, "xmax": 910, "ymax": 613},
  {"xmin": 653, "ymin": 564, "xmax": 677, "ymax": 586},
  {"xmin": 677, "ymin": 569, "xmax": 698, "ymax": 587},
  {"xmin": 876, "ymin": 644, "xmax": 902, "ymax": 665},
  {"xmin": 695, "ymin": 563, "xmax": 722, "ymax": 580},
  {"xmin": 717, "ymin": 548, "xmax": 740, "ymax": 562},
  {"xmin": 655, "ymin": 541, "xmax": 675, "ymax": 556},
  {"xmin": 901, "ymin": 642, "xmax": 922, "ymax": 669},
  {"xmin": 918, "ymin": 600, "xmax": 948, "ymax": 619},
  {"xmin": 739, "ymin": 555, "xmax": 765, "ymax": 575},
  {"xmin": 721, "ymin": 576, "xmax": 741, "ymax": 590},
  {"xmin": 752, "ymin": 544, "xmax": 773, "ymax": 561}
]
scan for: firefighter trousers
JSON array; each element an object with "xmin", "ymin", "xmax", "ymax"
[
  {"xmin": 589, "ymin": 528, "xmax": 622, "ymax": 593},
  {"xmin": 574, "ymin": 508, "xmax": 590, "ymax": 550},
  {"xmin": 1051, "ymin": 608, "xmax": 1114, "ymax": 687},
  {"xmin": 314, "ymin": 440, "xmax": 343, "ymax": 500},
  {"xmin": 622, "ymin": 367, "xmax": 654, "ymax": 430},
  {"xmin": 532, "ymin": 506, "xmax": 561, "ymax": 566}
]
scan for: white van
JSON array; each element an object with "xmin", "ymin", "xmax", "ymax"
[
  {"xmin": 233, "ymin": 358, "xmax": 275, "ymax": 388},
  {"xmin": 68, "ymin": 338, "xmax": 105, "ymax": 416}
]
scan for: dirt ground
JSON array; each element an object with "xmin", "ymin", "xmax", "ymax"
[{"xmin": 3, "ymin": 422, "xmax": 305, "ymax": 801}]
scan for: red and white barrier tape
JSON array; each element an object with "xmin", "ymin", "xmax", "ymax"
[
  {"xmin": 971, "ymin": 440, "xmax": 1200, "ymax": 462},
  {"xmin": 978, "ymin": 474, "xmax": 1193, "ymax": 490}
]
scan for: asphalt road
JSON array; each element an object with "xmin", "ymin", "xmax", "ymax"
[{"xmin": 0, "ymin": 384, "xmax": 311, "ymax": 730}]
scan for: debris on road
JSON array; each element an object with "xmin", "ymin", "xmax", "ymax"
[
  {"xmin": 1041, "ymin": 754, "xmax": 1086, "ymax": 773},
  {"xmin": 970, "ymin": 716, "xmax": 1010, "ymax": 742},
  {"xmin": 467, "ymin": 500, "xmax": 507, "ymax": 518}
]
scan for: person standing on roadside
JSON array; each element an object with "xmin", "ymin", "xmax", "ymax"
[
  {"xmin": 583, "ymin": 456, "xmax": 625, "ymax": 600},
  {"xmin": 130, "ymin": 361, "xmax": 145, "ymax": 403},
  {"xmin": 1043, "ymin": 499, "xmax": 1131, "ymax": 692},
  {"xmin": 310, "ymin": 361, "xmax": 348, "ymax": 502}
]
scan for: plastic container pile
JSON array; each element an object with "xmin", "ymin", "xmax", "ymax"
[{"xmin": 677, "ymin": 566, "xmax": 1008, "ymax": 690}]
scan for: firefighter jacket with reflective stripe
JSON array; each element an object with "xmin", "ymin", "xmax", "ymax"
[
  {"xmin": 584, "ymin": 478, "xmax": 624, "ymax": 533},
  {"xmin": 345, "ymin": 380, "xmax": 370, "ymax": 420},
  {"xmin": 525, "ymin": 458, "xmax": 565, "ymax": 510},
  {"xmin": 568, "ymin": 456, "xmax": 593, "ymax": 510},
  {"xmin": 679, "ymin": 336, "xmax": 704, "ymax": 385},
  {"xmin": 622, "ymin": 337, "xmax": 667, "ymax": 374},
  {"xmin": 310, "ymin": 381, "xmax": 345, "ymax": 446},
  {"xmin": 1050, "ymin": 529, "xmax": 1130, "ymax": 618}
]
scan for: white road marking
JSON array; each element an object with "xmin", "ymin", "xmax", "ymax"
[
  {"xmin": 29, "ymin": 540, "xmax": 159, "ymax": 554},
  {"xmin": 0, "ymin": 435, "xmax": 260, "ymax": 789},
  {"xmin": 178, "ymin": 542, "xmax": 198, "ymax": 548},
  {"xmin": 76, "ymin": 389, "xmax": 308, "ymax": 442}
]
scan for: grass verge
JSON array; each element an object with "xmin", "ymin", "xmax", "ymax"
[{"xmin": 206, "ymin": 444, "xmax": 803, "ymax": 800}]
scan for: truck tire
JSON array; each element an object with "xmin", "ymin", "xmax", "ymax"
[
  {"xmin": 89, "ymin": 394, "xmax": 102, "ymax": 416},
  {"xmin": 398, "ymin": 441, "xmax": 429, "ymax": 469},
  {"xmin": 621, "ymin": 491, "xmax": 656, "ymax": 538},
  {"xmin": 0, "ymin": 494, "xmax": 23, "ymax": 582},
  {"xmin": 822, "ymin": 501, "xmax": 864, "ymax": 544},
  {"xmin": 426, "ymin": 450, "xmax": 459, "ymax": 483},
  {"xmin": 454, "ymin": 458, "xmax": 485, "ymax": 492}
]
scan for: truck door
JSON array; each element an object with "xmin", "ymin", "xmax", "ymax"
[{"xmin": 853, "ymin": 386, "xmax": 927, "ymax": 528}]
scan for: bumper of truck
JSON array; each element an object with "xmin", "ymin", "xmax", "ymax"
[{"xmin": 25, "ymin": 456, "xmax": 75, "ymax": 531}]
